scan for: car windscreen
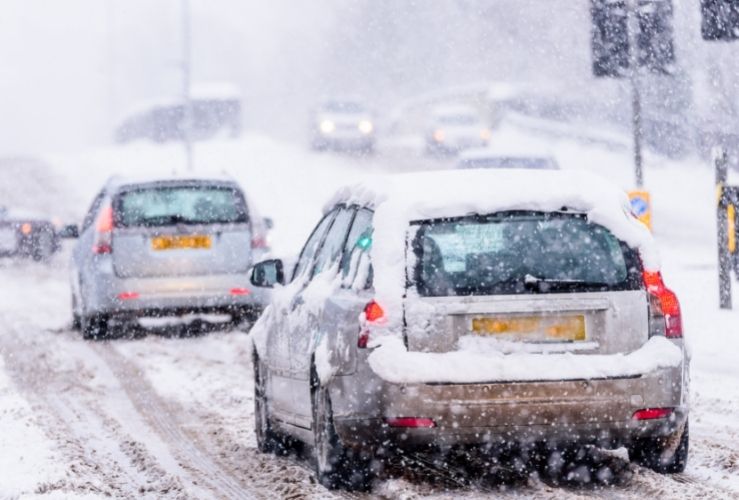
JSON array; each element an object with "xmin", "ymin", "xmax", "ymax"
[
  {"xmin": 321, "ymin": 101, "xmax": 365, "ymax": 113},
  {"xmin": 411, "ymin": 212, "xmax": 642, "ymax": 297},
  {"xmin": 439, "ymin": 114, "xmax": 477, "ymax": 125},
  {"xmin": 115, "ymin": 185, "xmax": 248, "ymax": 228}
]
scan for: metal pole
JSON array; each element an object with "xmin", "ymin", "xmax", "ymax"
[
  {"xmin": 715, "ymin": 147, "xmax": 732, "ymax": 309},
  {"xmin": 182, "ymin": 0, "xmax": 194, "ymax": 171},
  {"xmin": 106, "ymin": 0, "xmax": 116, "ymax": 140},
  {"xmin": 627, "ymin": 0, "xmax": 644, "ymax": 188}
]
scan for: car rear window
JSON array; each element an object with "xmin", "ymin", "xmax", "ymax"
[
  {"xmin": 411, "ymin": 212, "xmax": 642, "ymax": 297},
  {"xmin": 115, "ymin": 185, "xmax": 248, "ymax": 227}
]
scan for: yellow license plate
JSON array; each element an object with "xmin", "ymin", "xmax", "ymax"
[
  {"xmin": 471, "ymin": 315, "xmax": 586, "ymax": 342},
  {"xmin": 151, "ymin": 235, "xmax": 212, "ymax": 251}
]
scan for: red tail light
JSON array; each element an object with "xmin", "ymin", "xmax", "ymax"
[
  {"xmin": 117, "ymin": 292, "xmax": 140, "ymax": 300},
  {"xmin": 251, "ymin": 236, "xmax": 268, "ymax": 249},
  {"xmin": 643, "ymin": 271, "xmax": 682, "ymax": 338},
  {"xmin": 358, "ymin": 300, "xmax": 385, "ymax": 348},
  {"xmin": 385, "ymin": 417, "xmax": 436, "ymax": 428},
  {"xmin": 632, "ymin": 407, "xmax": 673, "ymax": 421},
  {"xmin": 92, "ymin": 205, "xmax": 114, "ymax": 254}
]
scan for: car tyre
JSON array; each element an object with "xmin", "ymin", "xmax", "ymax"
[
  {"xmin": 81, "ymin": 313, "xmax": 109, "ymax": 340},
  {"xmin": 253, "ymin": 353, "xmax": 282, "ymax": 454},
  {"xmin": 629, "ymin": 419, "xmax": 689, "ymax": 473},
  {"xmin": 311, "ymin": 368, "xmax": 373, "ymax": 491},
  {"xmin": 32, "ymin": 231, "xmax": 55, "ymax": 262}
]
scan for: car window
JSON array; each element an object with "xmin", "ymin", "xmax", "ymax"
[
  {"xmin": 340, "ymin": 208, "xmax": 373, "ymax": 279},
  {"xmin": 81, "ymin": 191, "xmax": 106, "ymax": 232},
  {"xmin": 292, "ymin": 210, "xmax": 336, "ymax": 281},
  {"xmin": 311, "ymin": 207, "xmax": 355, "ymax": 278}
]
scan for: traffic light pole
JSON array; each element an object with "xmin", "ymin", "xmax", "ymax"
[
  {"xmin": 627, "ymin": 0, "xmax": 644, "ymax": 188},
  {"xmin": 715, "ymin": 147, "xmax": 733, "ymax": 309}
]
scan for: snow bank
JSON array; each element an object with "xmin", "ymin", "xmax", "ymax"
[
  {"xmin": 367, "ymin": 335, "xmax": 682, "ymax": 385},
  {"xmin": 327, "ymin": 169, "xmax": 659, "ymax": 330}
]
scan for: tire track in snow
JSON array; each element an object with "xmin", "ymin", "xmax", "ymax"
[{"xmin": 90, "ymin": 341, "xmax": 254, "ymax": 500}]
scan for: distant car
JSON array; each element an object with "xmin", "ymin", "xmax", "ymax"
[
  {"xmin": 457, "ymin": 148, "xmax": 559, "ymax": 170},
  {"xmin": 249, "ymin": 169, "xmax": 689, "ymax": 490},
  {"xmin": 69, "ymin": 175, "xmax": 272, "ymax": 339},
  {"xmin": 425, "ymin": 105, "xmax": 490, "ymax": 155},
  {"xmin": 0, "ymin": 207, "xmax": 72, "ymax": 261},
  {"xmin": 310, "ymin": 100, "xmax": 375, "ymax": 153}
]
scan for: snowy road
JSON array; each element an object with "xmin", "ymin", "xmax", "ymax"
[{"xmin": 1, "ymin": 125, "xmax": 739, "ymax": 498}]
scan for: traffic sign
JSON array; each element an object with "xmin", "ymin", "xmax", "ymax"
[{"xmin": 628, "ymin": 190, "xmax": 652, "ymax": 230}]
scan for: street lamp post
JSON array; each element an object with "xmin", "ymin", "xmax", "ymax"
[
  {"xmin": 626, "ymin": 0, "xmax": 644, "ymax": 188},
  {"xmin": 182, "ymin": 0, "xmax": 194, "ymax": 171}
]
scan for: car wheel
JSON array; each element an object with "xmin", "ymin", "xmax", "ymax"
[
  {"xmin": 311, "ymin": 368, "xmax": 373, "ymax": 491},
  {"xmin": 81, "ymin": 313, "xmax": 109, "ymax": 340},
  {"xmin": 629, "ymin": 419, "xmax": 689, "ymax": 473},
  {"xmin": 253, "ymin": 353, "xmax": 281, "ymax": 453}
]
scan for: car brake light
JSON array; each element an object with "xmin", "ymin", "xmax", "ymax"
[
  {"xmin": 92, "ymin": 205, "xmax": 114, "ymax": 254},
  {"xmin": 251, "ymin": 236, "xmax": 268, "ymax": 249},
  {"xmin": 385, "ymin": 417, "xmax": 436, "ymax": 428},
  {"xmin": 632, "ymin": 407, "xmax": 673, "ymax": 420},
  {"xmin": 358, "ymin": 300, "xmax": 385, "ymax": 348},
  {"xmin": 117, "ymin": 292, "xmax": 140, "ymax": 300},
  {"xmin": 643, "ymin": 271, "xmax": 682, "ymax": 338}
]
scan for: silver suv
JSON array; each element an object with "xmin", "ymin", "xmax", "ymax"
[
  {"xmin": 249, "ymin": 171, "xmax": 688, "ymax": 491},
  {"xmin": 70, "ymin": 176, "xmax": 271, "ymax": 338}
]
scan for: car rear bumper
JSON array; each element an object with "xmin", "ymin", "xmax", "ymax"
[
  {"xmin": 331, "ymin": 364, "xmax": 687, "ymax": 451},
  {"xmin": 83, "ymin": 268, "xmax": 270, "ymax": 318}
]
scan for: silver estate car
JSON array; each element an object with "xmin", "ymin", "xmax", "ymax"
[
  {"xmin": 249, "ymin": 170, "xmax": 688, "ymax": 491},
  {"xmin": 70, "ymin": 176, "xmax": 271, "ymax": 339}
]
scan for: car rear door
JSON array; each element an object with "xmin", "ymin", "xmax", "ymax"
[{"xmin": 110, "ymin": 181, "xmax": 252, "ymax": 278}]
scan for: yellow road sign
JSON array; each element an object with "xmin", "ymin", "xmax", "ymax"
[{"xmin": 628, "ymin": 190, "xmax": 652, "ymax": 231}]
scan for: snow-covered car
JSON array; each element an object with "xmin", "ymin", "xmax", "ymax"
[
  {"xmin": 425, "ymin": 105, "xmax": 491, "ymax": 155},
  {"xmin": 310, "ymin": 100, "xmax": 375, "ymax": 153},
  {"xmin": 456, "ymin": 147, "xmax": 559, "ymax": 170},
  {"xmin": 69, "ymin": 175, "xmax": 272, "ymax": 339},
  {"xmin": 0, "ymin": 207, "xmax": 71, "ymax": 261},
  {"xmin": 249, "ymin": 169, "xmax": 689, "ymax": 490}
]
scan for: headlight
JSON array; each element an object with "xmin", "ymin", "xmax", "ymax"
[
  {"xmin": 358, "ymin": 120, "xmax": 374, "ymax": 134},
  {"xmin": 480, "ymin": 128, "xmax": 491, "ymax": 140},
  {"xmin": 433, "ymin": 129, "xmax": 445, "ymax": 142},
  {"xmin": 319, "ymin": 120, "xmax": 335, "ymax": 134},
  {"xmin": 20, "ymin": 223, "xmax": 32, "ymax": 235}
]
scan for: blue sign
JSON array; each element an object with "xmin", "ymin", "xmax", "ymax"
[{"xmin": 630, "ymin": 196, "xmax": 649, "ymax": 216}]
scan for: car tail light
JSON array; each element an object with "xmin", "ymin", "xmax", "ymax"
[
  {"xmin": 251, "ymin": 235, "xmax": 268, "ymax": 249},
  {"xmin": 358, "ymin": 300, "xmax": 385, "ymax": 348},
  {"xmin": 92, "ymin": 205, "xmax": 114, "ymax": 255},
  {"xmin": 385, "ymin": 417, "xmax": 436, "ymax": 428},
  {"xmin": 643, "ymin": 271, "xmax": 682, "ymax": 338},
  {"xmin": 117, "ymin": 292, "xmax": 140, "ymax": 300},
  {"xmin": 230, "ymin": 287, "xmax": 251, "ymax": 296},
  {"xmin": 632, "ymin": 407, "xmax": 673, "ymax": 421}
]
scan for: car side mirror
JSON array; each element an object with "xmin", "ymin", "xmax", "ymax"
[
  {"xmin": 58, "ymin": 224, "xmax": 80, "ymax": 239},
  {"xmin": 263, "ymin": 217, "xmax": 274, "ymax": 230},
  {"xmin": 251, "ymin": 259, "xmax": 284, "ymax": 288}
]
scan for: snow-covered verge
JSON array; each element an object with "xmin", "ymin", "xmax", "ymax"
[
  {"xmin": 0, "ymin": 358, "xmax": 66, "ymax": 498},
  {"xmin": 368, "ymin": 335, "xmax": 682, "ymax": 385}
]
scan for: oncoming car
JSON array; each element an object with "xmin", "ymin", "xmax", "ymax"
[
  {"xmin": 249, "ymin": 169, "xmax": 689, "ymax": 490},
  {"xmin": 310, "ymin": 100, "xmax": 375, "ymax": 154},
  {"xmin": 70, "ymin": 175, "xmax": 272, "ymax": 339}
]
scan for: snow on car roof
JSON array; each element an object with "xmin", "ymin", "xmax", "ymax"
[
  {"xmin": 327, "ymin": 168, "xmax": 659, "ymax": 309},
  {"xmin": 105, "ymin": 172, "xmax": 238, "ymax": 191}
]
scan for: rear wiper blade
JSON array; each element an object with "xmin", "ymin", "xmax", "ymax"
[{"xmin": 523, "ymin": 274, "xmax": 611, "ymax": 290}]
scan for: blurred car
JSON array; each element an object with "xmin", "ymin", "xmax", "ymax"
[
  {"xmin": 249, "ymin": 169, "xmax": 688, "ymax": 490},
  {"xmin": 0, "ymin": 207, "xmax": 75, "ymax": 261},
  {"xmin": 69, "ymin": 175, "xmax": 272, "ymax": 339},
  {"xmin": 456, "ymin": 148, "xmax": 559, "ymax": 170},
  {"xmin": 425, "ymin": 105, "xmax": 490, "ymax": 155},
  {"xmin": 310, "ymin": 100, "xmax": 375, "ymax": 153}
]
